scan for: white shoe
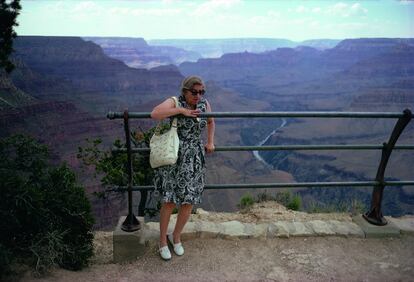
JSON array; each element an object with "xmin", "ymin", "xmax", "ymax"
[
  {"xmin": 167, "ymin": 233, "xmax": 184, "ymax": 256},
  {"xmin": 159, "ymin": 245, "xmax": 171, "ymax": 260}
]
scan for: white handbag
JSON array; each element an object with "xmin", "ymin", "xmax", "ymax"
[{"xmin": 149, "ymin": 96, "xmax": 180, "ymax": 169}]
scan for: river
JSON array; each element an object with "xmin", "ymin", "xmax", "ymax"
[{"xmin": 252, "ymin": 118, "xmax": 287, "ymax": 165}]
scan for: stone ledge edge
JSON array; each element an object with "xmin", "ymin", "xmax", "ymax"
[{"xmin": 142, "ymin": 219, "xmax": 368, "ymax": 240}]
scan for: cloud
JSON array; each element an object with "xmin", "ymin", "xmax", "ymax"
[
  {"xmin": 398, "ymin": 0, "xmax": 414, "ymax": 5},
  {"xmin": 248, "ymin": 16, "xmax": 268, "ymax": 25},
  {"xmin": 72, "ymin": 1, "xmax": 103, "ymax": 15},
  {"xmin": 311, "ymin": 7, "xmax": 321, "ymax": 13},
  {"xmin": 129, "ymin": 8, "xmax": 182, "ymax": 16},
  {"xmin": 109, "ymin": 7, "xmax": 130, "ymax": 16},
  {"xmin": 326, "ymin": 2, "xmax": 368, "ymax": 17},
  {"xmin": 294, "ymin": 3, "xmax": 367, "ymax": 17},
  {"xmin": 350, "ymin": 3, "xmax": 368, "ymax": 16},
  {"xmin": 310, "ymin": 20, "xmax": 320, "ymax": 28},
  {"xmin": 267, "ymin": 10, "xmax": 281, "ymax": 18},
  {"xmin": 61, "ymin": 1, "xmax": 184, "ymax": 19},
  {"xmin": 161, "ymin": 0, "xmax": 177, "ymax": 4},
  {"xmin": 296, "ymin": 5, "xmax": 307, "ymax": 13},
  {"xmin": 290, "ymin": 18, "xmax": 308, "ymax": 25},
  {"xmin": 194, "ymin": 0, "xmax": 242, "ymax": 16},
  {"xmin": 42, "ymin": 1, "xmax": 70, "ymax": 14}
]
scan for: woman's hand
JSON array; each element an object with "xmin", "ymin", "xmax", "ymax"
[
  {"xmin": 181, "ymin": 108, "xmax": 200, "ymax": 118},
  {"xmin": 205, "ymin": 143, "xmax": 215, "ymax": 154}
]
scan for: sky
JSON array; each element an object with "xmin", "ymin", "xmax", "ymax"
[{"xmin": 16, "ymin": 0, "xmax": 414, "ymax": 41}]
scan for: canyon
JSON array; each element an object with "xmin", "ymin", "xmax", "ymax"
[{"xmin": 1, "ymin": 36, "xmax": 413, "ymax": 229}]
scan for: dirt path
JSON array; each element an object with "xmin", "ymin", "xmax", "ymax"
[{"xmin": 20, "ymin": 235, "xmax": 414, "ymax": 282}]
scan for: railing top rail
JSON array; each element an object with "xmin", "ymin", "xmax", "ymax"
[
  {"xmin": 107, "ymin": 110, "xmax": 413, "ymax": 120},
  {"xmin": 112, "ymin": 144, "xmax": 414, "ymax": 153},
  {"xmin": 107, "ymin": 180, "xmax": 414, "ymax": 192}
]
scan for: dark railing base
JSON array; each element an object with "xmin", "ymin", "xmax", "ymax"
[
  {"xmin": 121, "ymin": 213, "xmax": 141, "ymax": 232},
  {"xmin": 362, "ymin": 211, "xmax": 387, "ymax": 226}
]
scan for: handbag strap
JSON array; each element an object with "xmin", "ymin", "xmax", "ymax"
[
  {"xmin": 154, "ymin": 96, "xmax": 179, "ymax": 134},
  {"xmin": 171, "ymin": 96, "xmax": 179, "ymax": 127}
]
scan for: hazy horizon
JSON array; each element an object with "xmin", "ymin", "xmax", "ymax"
[{"xmin": 16, "ymin": 35, "xmax": 414, "ymax": 41}]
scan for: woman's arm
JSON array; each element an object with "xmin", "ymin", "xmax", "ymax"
[
  {"xmin": 151, "ymin": 97, "xmax": 200, "ymax": 120},
  {"xmin": 205, "ymin": 99, "xmax": 215, "ymax": 153}
]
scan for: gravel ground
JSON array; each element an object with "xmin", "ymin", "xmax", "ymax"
[
  {"xmin": 18, "ymin": 234, "xmax": 414, "ymax": 282},
  {"xmin": 190, "ymin": 201, "xmax": 353, "ymax": 223}
]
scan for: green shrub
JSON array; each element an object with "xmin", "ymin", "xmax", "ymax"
[
  {"xmin": 274, "ymin": 191, "xmax": 292, "ymax": 207},
  {"xmin": 0, "ymin": 134, "xmax": 94, "ymax": 277},
  {"xmin": 350, "ymin": 199, "xmax": 366, "ymax": 216},
  {"xmin": 238, "ymin": 193, "xmax": 255, "ymax": 211},
  {"xmin": 253, "ymin": 190, "xmax": 302, "ymax": 211},
  {"xmin": 287, "ymin": 194, "xmax": 302, "ymax": 211},
  {"xmin": 308, "ymin": 201, "xmax": 348, "ymax": 213},
  {"xmin": 272, "ymin": 191, "xmax": 302, "ymax": 211},
  {"xmin": 308, "ymin": 198, "xmax": 366, "ymax": 214},
  {"xmin": 0, "ymin": 243, "xmax": 12, "ymax": 276},
  {"xmin": 77, "ymin": 128, "xmax": 156, "ymax": 217},
  {"xmin": 255, "ymin": 190, "xmax": 275, "ymax": 202}
]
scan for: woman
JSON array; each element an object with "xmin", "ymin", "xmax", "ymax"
[{"xmin": 150, "ymin": 75, "xmax": 215, "ymax": 260}]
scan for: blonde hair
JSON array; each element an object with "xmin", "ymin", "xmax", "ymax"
[{"xmin": 181, "ymin": 75, "xmax": 205, "ymax": 95}]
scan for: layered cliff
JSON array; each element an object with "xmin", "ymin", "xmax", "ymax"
[
  {"xmin": 0, "ymin": 72, "xmax": 35, "ymax": 110},
  {"xmin": 84, "ymin": 37, "xmax": 201, "ymax": 69},
  {"xmin": 149, "ymin": 38, "xmax": 298, "ymax": 58},
  {"xmin": 12, "ymin": 36, "xmax": 184, "ymax": 113}
]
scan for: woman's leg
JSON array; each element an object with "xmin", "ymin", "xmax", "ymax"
[
  {"xmin": 172, "ymin": 203, "xmax": 193, "ymax": 243},
  {"xmin": 159, "ymin": 202, "xmax": 176, "ymax": 247}
]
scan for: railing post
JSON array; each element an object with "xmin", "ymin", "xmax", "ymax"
[
  {"xmin": 363, "ymin": 109, "xmax": 412, "ymax": 225},
  {"xmin": 121, "ymin": 109, "xmax": 141, "ymax": 232}
]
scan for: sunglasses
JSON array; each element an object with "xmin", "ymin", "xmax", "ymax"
[{"xmin": 187, "ymin": 89, "xmax": 205, "ymax": 96}]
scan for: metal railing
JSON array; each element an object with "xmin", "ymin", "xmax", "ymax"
[{"xmin": 107, "ymin": 109, "xmax": 414, "ymax": 232}]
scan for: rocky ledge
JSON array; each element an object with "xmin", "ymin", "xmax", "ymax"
[{"xmin": 142, "ymin": 202, "xmax": 414, "ymax": 241}]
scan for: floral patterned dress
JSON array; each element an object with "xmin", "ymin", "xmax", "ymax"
[{"xmin": 153, "ymin": 95, "xmax": 207, "ymax": 205}]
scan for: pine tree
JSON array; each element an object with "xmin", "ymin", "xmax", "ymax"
[{"xmin": 0, "ymin": 0, "xmax": 21, "ymax": 73}]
